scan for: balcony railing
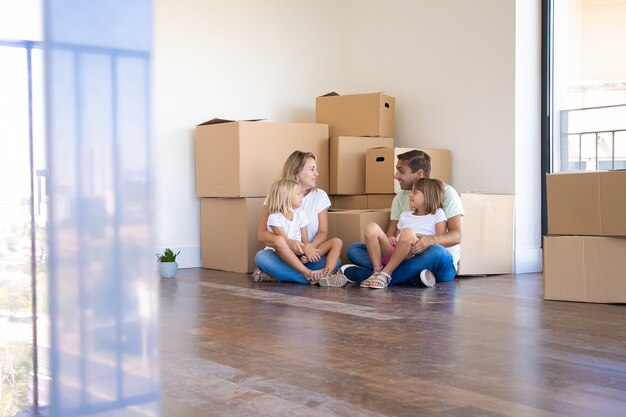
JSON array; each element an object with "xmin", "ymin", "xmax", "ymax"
[{"xmin": 559, "ymin": 104, "xmax": 626, "ymax": 172}]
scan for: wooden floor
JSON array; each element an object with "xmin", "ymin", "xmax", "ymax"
[{"xmin": 160, "ymin": 269, "xmax": 626, "ymax": 417}]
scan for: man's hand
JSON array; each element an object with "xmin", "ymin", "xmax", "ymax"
[
  {"xmin": 303, "ymin": 244, "xmax": 321, "ymax": 263},
  {"xmin": 409, "ymin": 233, "xmax": 436, "ymax": 256}
]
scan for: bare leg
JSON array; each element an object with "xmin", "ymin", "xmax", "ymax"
[
  {"xmin": 364, "ymin": 222, "xmax": 394, "ymax": 270},
  {"xmin": 274, "ymin": 236, "xmax": 324, "ymax": 280},
  {"xmin": 382, "ymin": 228, "xmax": 417, "ymax": 276}
]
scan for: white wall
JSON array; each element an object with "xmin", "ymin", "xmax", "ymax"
[{"xmin": 153, "ymin": 0, "xmax": 542, "ymax": 272}]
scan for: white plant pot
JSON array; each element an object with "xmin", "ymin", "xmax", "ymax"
[{"xmin": 158, "ymin": 261, "xmax": 178, "ymax": 278}]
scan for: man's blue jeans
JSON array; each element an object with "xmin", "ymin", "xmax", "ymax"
[
  {"xmin": 255, "ymin": 249, "xmax": 341, "ymax": 285},
  {"xmin": 346, "ymin": 243, "xmax": 456, "ymax": 285}
]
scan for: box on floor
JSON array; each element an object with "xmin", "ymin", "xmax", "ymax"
[
  {"xmin": 366, "ymin": 147, "xmax": 451, "ymax": 193},
  {"xmin": 546, "ymin": 170, "xmax": 626, "ymax": 236},
  {"xmin": 330, "ymin": 136, "xmax": 394, "ymax": 195},
  {"xmin": 200, "ymin": 197, "xmax": 265, "ymax": 274},
  {"xmin": 543, "ymin": 235, "xmax": 626, "ymax": 303},
  {"xmin": 457, "ymin": 193, "xmax": 514, "ymax": 276},
  {"xmin": 196, "ymin": 119, "xmax": 329, "ymax": 197},
  {"xmin": 327, "ymin": 209, "xmax": 390, "ymax": 264},
  {"xmin": 316, "ymin": 92, "xmax": 395, "ymax": 138}
]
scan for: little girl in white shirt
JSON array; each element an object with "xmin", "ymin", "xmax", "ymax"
[
  {"xmin": 266, "ymin": 178, "xmax": 347, "ymax": 287},
  {"xmin": 361, "ymin": 177, "xmax": 447, "ymax": 289}
]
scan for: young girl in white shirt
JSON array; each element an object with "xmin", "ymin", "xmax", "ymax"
[
  {"xmin": 266, "ymin": 178, "xmax": 347, "ymax": 287},
  {"xmin": 361, "ymin": 177, "xmax": 447, "ymax": 289}
]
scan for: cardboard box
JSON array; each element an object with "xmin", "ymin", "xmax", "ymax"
[
  {"xmin": 367, "ymin": 194, "xmax": 395, "ymax": 209},
  {"xmin": 195, "ymin": 119, "xmax": 329, "ymax": 197},
  {"xmin": 546, "ymin": 170, "xmax": 626, "ymax": 237},
  {"xmin": 331, "ymin": 195, "xmax": 368, "ymax": 210},
  {"xmin": 327, "ymin": 209, "xmax": 390, "ymax": 263},
  {"xmin": 330, "ymin": 136, "xmax": 394, "ymax": 195},
  {"xmin": 457, "ymin": 193, "xmax": 515, "ymax": 276},
  {"xmin": 543, "ymin": 235, "xmax": 626, "ymax": 303},
  {"xmin": 316, "ymin": 92, "xmax": 395, "ymax": 138},
  {"xmin": 200, "ymin": 197, "xmax": 265, "ymax": 273},
  {"xmin": 366, "ymin": 147, "xmax": 451, "ymax": 194}
]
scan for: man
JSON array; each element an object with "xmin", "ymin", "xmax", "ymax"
[{"xmin": 342, "ymin": 150, "xmax": 464, "ymax": 286}]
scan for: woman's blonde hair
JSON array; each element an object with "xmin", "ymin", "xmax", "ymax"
[
  {"xmin": 281, "ymin": 150, "xmax": 317, "ymax": 183},
  {"xmin": 412, "ymin": 178, "xmax": 444, "ymax": 214},
  {"xmin": 266, "ymin": 178, "xmax": 301, "ymax": 216}
]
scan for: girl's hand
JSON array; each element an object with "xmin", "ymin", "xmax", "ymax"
[
  {"xmin": 303, "ymin": 244, "xmax": 321, "ymax": 263},
  {"xmin": 289, "ymin": 240, "xmax": 305, "ymax": 255}
]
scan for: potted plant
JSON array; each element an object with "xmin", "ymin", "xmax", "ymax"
[{"xmin": 156, "ymin": 248, "xmax": 180, "ymax": 278}]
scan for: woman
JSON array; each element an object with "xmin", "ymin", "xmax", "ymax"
[{"xmin": 253, "ymin": 151, "xmax": 343, "ymax": 285}]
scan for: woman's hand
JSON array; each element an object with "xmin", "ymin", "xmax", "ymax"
[
  {"xmin": 289, "ymin": 239, "xmax": 305, "ymax": 256},
  {"xmin": 303, "ymin": 243, "xmax": 321, "ymax": 263}
]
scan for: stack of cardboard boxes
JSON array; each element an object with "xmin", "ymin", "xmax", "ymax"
[
  {"xmin": 195, "ymin": 92, "xmax": 516, "ymax": 276},
  {"xmin": 195, "ymin": 118, "xmax": 330, "ymax": 273},
  {"xmin": 316, "ymin": 92, "xmax": 396, "ymax": 262},
  {"xmin": 544, "ymin": 170, "xmax": 626, "ymax": 303}
]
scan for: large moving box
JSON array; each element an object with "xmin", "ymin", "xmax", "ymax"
[
  {"xmin": 457, "ymin": 193, "xmax": 515, "ymax": 276},
  {"xmin": 200, "ymin": 197, "xmax": 265, "ymax": 273},
  {"xmin": 543, "ymin": 235, "xmax": 626, "ymax": 303},
  {"xmin": 367, "ymin": 194, "xmax": 395, "ymax": 209},
  {"xmin": 195, "ymin": 119, "xmax": 329, "ymax": 197},
  {"xmin": 546, "ymin": 170, "xmax": 626, "ymax": 236},
  {"xmin": 316, "ymin": 92, "xmax": 395, "ymax": 138},
  {"xmin": 330, "ymin": 136, "xmax": 394, "ymax": 195},
  {"xmin": 330, "ymin": 194, "xmax": 395, "ymax": 210},
  {"xmin": 331, "ymin": 195, "xmax": 368, "ymax": 210},
  {"xmin": 327, "ymin": 209, "xmax": 390, "ymax": 263},
  {"xmin": 366, "ymin": 147, "xmax": 451, "ymax": 193}
]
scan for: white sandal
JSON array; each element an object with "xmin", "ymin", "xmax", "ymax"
[{"xmin": 360, "ymin": 271, "xmax": 392, "ymax": 289}]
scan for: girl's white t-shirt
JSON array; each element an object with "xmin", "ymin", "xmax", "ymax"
[
  {"xmin": 267, "ymin": 210, "xmax": 309, "ymax": 241},
  {"xmin": 397, "ymin": 208, "xmax": 447, "ymax": 236}
]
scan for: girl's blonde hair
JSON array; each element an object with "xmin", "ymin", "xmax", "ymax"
[
  {"xmin": 412, "ymin": 178, "xmax": 444, "ymax": 214},
  {"xmin": 281, "ymin": 150, "xmax": 317, "ymax": 183},
  {"xmin": 266, "ymin": 178, "xmax": 301, "ymax": 216}
]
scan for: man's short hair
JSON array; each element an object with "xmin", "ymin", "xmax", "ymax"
[{"xmin": 397, "ymin": 150, "xmax": 431, "ymax": 177}]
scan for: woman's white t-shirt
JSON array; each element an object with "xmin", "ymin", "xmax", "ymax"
[{"xmin": 298, "ymin": 189, "xmax": 331, "ymax": 242}]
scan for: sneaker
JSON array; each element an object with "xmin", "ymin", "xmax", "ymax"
[
  {"xmin": 319, "ymin": 272, "xmax": 348, "ymax": 287},
  {"xmin": 419, "ymin": 269, "xmax": 436, "ymax": 287},
  {"xmin": 339, "ymin": 264, "xmax": 358, "ymax": 282}
]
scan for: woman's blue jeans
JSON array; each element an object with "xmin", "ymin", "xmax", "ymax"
[
  {"xmin": 255, "ymin": 249, "xmax": 341, "ymax": 285},
  {"xmin": 346, "ymin": 243, "xmax": 456, "ymax": 285}
]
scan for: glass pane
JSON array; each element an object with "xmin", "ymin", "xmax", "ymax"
[
  {"xmin": 45, "ymin": 1, "xmax": 158, "ymax": 416},
  {"xmin": 552, "ymin": 0, "xmax": 626, "ymax": 172}
]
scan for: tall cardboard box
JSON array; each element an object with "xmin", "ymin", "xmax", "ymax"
[
  {"xmin": 196, "ymin": 119, "xmax": 329, "ymax": 197},
  {"xmin": 327, "ymin": 209, "xmax": 390, "ymax": 263},
  {"xmin": 546, "ymin": 170, "xmax": 626, "ymax": 236},
  {"xmin": 330, "ymin": 136, "xmax": 394, "ymax": 195},
  {"xmin": 316, "ymin": 92, "xmax": 395, "ymax": 138},
  {"xmin": 366, "ymin": 147, "xmax": 451, "ymax": 193},
  {"xmin": 457, "ymin": 193, "xmax": 515, "ymax": 276},
  {"xmin": 543, "ymin": 235, "xmax": 626, "ymax": 303},
  {"xmin": 200, "ymin": 197, "xmax": 265, "ymax": 273}
]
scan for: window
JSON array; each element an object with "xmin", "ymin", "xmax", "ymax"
[{"xmin": 546, "ymin": 0, "xmax": 626, "ymax": 173}]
